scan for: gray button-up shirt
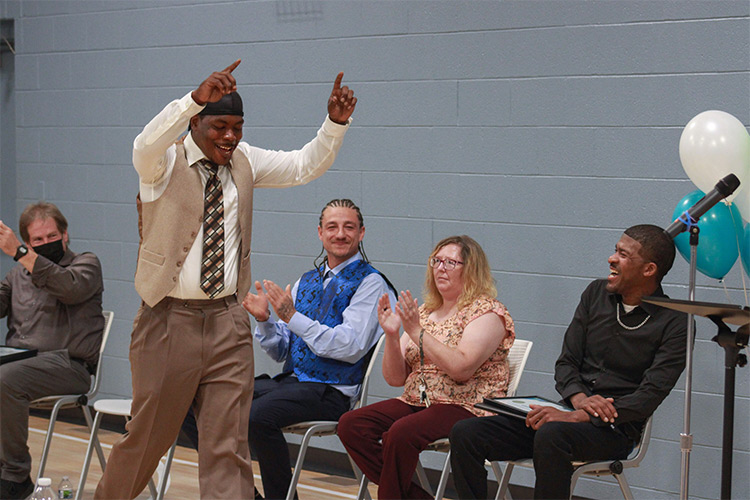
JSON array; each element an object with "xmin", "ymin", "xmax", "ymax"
[{"xmin": 1, "ymin": 248, "xmax": 104, "ymax": 364}]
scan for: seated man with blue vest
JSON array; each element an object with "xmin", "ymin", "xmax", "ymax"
[{"xmin": 182, "ymin": 198, "xmax": 396, "ymax": 499}]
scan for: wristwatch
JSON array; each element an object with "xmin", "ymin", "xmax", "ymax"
[{"xmin": 13, "ymin": 244, "xmax": 29, "ymax": 261}]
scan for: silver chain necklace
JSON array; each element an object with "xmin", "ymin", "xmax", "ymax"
[{"xmin": 616, "ymin": 303, "xmax": 651, "ymax": 331}]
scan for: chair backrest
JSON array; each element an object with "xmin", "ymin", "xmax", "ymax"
[
  {"xmin": 86, "ymin": 310, "xmax": 114, "ymax": 399},
  {"xmin": 355, "ymin": 334, "xmax": 386, "ymax": 409},
  {"xmin": 624, "ymin": 415, "xmax": 653, "ymax": 466},
  {"xmin": 506, "ymin": 339, "xmax": 532, "ymax": 397}
]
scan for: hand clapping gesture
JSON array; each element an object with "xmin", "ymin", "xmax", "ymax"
[
  {"xmin": 378, "ymin": 289, "xmax": 423, "ymax": 342},
  {"xmin": 262, "ymin": 279, "xmax": 296, "ymax": 323},
  {"xmin": 0, "ymin": 221, "xmax": 22, "ymax": 258},
  {"xmin": 396, "ymin": 290, "xmax": 422, "ymax": 341},
  {"xmin": 327, "ymin": 72, "xmax": 357, "ymax": 125},
  {"xmin": 377, "ymin": 294, "xmax": 401, "ymax": 339},
  {"xmin": 242, "ymin": 281, "xmax": 271, "ymax": 322}
]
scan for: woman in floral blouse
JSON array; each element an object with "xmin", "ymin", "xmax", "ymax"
[{"xmin": 338, "ymin": 235, "xmax": 515, "ymax": 499}]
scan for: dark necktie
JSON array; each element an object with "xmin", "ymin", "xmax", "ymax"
[{"xmin": 200, "ymin": 161, "xmax": 225, "ymax": 298}]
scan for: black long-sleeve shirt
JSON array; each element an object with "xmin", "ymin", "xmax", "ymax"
[{"xmin": 555, "ymin": 279, "xmax": 687, "ymax": 442}]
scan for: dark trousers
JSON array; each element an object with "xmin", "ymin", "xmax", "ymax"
[
  {"xmin": 182, "ymin": 373, "xmax": 350, "ymax": 500},
  {"xmin": 449, "ymin": 415, "xmax": 634, "ymax": 500},
  {"xmin": 0, "ymin": 350, "xmax": 90, "ymax": 482},
  {"xmin": 337, "ymin": 398, "xmax": 475, "ymax": 500}
]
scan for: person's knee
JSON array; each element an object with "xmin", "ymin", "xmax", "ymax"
[
  {"xmin": 0, "ymin": 368, "xmax": 22, "ymax": 400},
  {"xmin": 449, "ymin": 418, "xmax": 473, "ymax": 449},
  {"xmin": 247, "ymin": 406, "xmax": 280, "ymax": 443},
  {"xmin": 336, "ymin": 410, "xmax": 359, "ymax": 445},
  {"xmin": 382, "ymin": 417, "xmax": 423, "ymax": 450},
  {"xmin": 533, "ymin": 422, "xmax": 572, "ymax": 460}
]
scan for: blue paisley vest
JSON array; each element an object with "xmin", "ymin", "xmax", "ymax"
[{"xmin": 285, "ymin": 259, "xmax": 379, "ymax": 385}]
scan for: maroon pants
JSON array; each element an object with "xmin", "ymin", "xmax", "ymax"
[{"xmin": 338, "ymin": 398, "xmax": 474, "ymax": 500}]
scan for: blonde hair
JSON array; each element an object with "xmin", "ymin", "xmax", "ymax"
[{"xmin": 423, "ymin": 235, "xmax": 496, "ymax": 311}]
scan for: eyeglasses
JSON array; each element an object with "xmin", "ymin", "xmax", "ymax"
[{"xmin": 429, "ymin": 257, "xmax": 464, "ymax": 271}]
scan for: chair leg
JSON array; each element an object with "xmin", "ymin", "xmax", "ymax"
[
  {"xmin": 285, "ymin": 427, "xmax": 317, "ymax": 500},
  {"xmin": 155, "ymin": 439, "xmax": 177, "ymax": 500},
  {"xmin": 415, "ymin": 461, "xmax": 434, "ymax": 497},
  {"xmin": 356, "ymin": 473, "xmax": 371, "ymax": 500},
  {"xmin": 36, "ymin": 400, "xmax": 65, "ymax": 483},
  {"xmin": 613, "ymin": 474, "xmax": 634, "ymax": 500},
  {"xmin": 81, "ymin": 405, "xmax": 107, "ymax": 470},
  {"xmin": 433, "ymin": 450, "xmax": 451, "ymax": 500},
  {"xmin": 496, "ymin": 462, "xmax": 515, "ymax": 500},
  {"xmin": 490, "ymin": 461, "xmax": 513, "ymax": 500},
  {"xmin": 348, "ymin": 456, "xmax": 373, "ymax": 500},
  {"xmin": 75, "ymin": 410, "xmax": 105, "ymax": 500}
]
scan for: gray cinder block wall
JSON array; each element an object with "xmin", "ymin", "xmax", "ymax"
[{"xmin": 0, "ymin": 1, "xmax": 747, "ymax": 498}]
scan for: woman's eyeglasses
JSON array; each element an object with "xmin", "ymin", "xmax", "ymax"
[{"xmin": 429, "ymin": 257, "xmax": 464, "ymax": 271}]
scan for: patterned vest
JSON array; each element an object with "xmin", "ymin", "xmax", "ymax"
[{"xmin": 286, "ymin": 259, "xmax": 379, "ymax": 385}]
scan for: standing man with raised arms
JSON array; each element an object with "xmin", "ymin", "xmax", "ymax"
[{"xmin": 95, "ymin": 60, "xmax": 357, "ymax": 499}]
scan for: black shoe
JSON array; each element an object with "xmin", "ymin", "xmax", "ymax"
[{"xmin": 0, "ymin": 476, "xmax": 34, "ymax": 500}]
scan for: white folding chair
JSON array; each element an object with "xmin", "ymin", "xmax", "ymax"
[
  {"xmin": 282, "ymin": 334, "xmax": 386, "ymax": 500},
  {"xmin": 75, "ymin": 398, "xmax": 176, "ymax": 500},
  {"xmin": 30, "ymin": 310, "xmax": 114, "ymax": 484},
  {"xmin": 493, "ymin": 415, "xmax": 654, "ymax": 500},
  {"xmin": 355, "ymin": 339, "xmax": 534, "ymax": 500},
  {"xmin": 420, "ymin": 339, "xmax": 533, "ymax": 499}
]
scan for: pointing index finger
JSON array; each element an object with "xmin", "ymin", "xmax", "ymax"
[
  {"xmin": 332, "ymin": 72, "xmax": 344, "ymax": 91},
  {"xmin": 223, "ymin": 59, "xmax": 241, "ymax": 74}
]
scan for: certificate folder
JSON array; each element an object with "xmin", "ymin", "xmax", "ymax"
[
  {"xmin": 0, "ymin": 346, "xmax": 38, "ymax": 364},
  {"xmin": 475, "ymin": 396, "xmax": 573, "ymax": 420}
]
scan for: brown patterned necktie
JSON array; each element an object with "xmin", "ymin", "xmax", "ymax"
[{"xmin": 200, "ymin": 160, "xmax": 225, "ymax": 298}]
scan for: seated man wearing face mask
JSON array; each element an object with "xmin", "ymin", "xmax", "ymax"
[{"xmin": 0, "ymin": 202, "xmax": 104, "ymax": 500}]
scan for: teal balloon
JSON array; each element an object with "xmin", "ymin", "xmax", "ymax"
[
  {"xmin": 741, "ymin": 222, "xmax": 750, "ymax": 278},
  {"xmin": 671, "ymin": 190, "xmax": 743, "ymax": 279}
]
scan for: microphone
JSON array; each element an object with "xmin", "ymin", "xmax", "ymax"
[{"xmin": 665, "ymin": 173, "xmax": 741, "ymax": 239}]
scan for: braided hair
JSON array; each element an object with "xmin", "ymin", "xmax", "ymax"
[{"xmin": 314, "ymin": 199, "xmax": 370, "ymax": 271}]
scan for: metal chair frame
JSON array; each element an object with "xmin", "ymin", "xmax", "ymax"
[
  {"xmin": 30, "ymin": 310, "xmax": 114, "ymax": 484},
  {"xmin": 75, "ymin": 398, "xmax": 176, "ymax": 500},
  {"xmin": 282, "ymin": 334, "xmax": 386, "ymax": 500},
  {"xmin": 493, "ymin": 415, "xmax": 654, "ymax": 500}
]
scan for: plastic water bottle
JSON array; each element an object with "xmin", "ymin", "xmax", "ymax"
[
  {"xmin": 30, "ymin": 477, "xmax": 56, "ymax": 500},
  {"xmin": 57, "ymin": 476, "xmax": 73, "ymax": 499}
]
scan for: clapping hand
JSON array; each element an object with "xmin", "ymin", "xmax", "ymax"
[
  {"xmin": 263, "ymin": 279, "xmax": 296, "ymax": 323},
  {"xmin": 242, "ymin": 281, "xmax": 271, "ymax": 322},
  {"xmin": 377, "ymin": 293, "xmax": 401, "ymax": 339},
  {"xmin": 395, "ymin": 290, "xmax": 422, "ymax": 341},
  {"xmin": 0, "ymin": 221, "xmax": 22, "ymax": 257}
]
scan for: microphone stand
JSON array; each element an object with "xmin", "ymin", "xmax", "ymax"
[
  {"xmin": 711, "ymin": 317, "xmax": 749, "ymax": 500},
  {"xmin": 643, "ymin": 294, "xmax": 749, "ymax": 500},
  {"xmin": 679, "ymin": 225, "xmax": 699, "ymax": 500}
]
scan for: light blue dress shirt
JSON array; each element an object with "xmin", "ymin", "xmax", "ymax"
[{"xmin": 255, "ymin": 253, "xmax": 396, "ymax": 404}]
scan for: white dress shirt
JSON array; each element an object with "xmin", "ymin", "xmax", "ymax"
[{"xmin": 132, "ymin": 92, "xmax": 350, "ymax": 299}]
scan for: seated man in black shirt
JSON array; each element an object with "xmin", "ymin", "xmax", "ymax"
[{"xmin": 449, "ymin": 224, "xmax": 687, "ymax": 500}]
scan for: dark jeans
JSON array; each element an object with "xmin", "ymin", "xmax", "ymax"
[
  {"xmin": 182, "ymin": 373, "xmax": 350, "ymax": 500},
  {"xmin": 449, "ymin": 415, "xmax": 634, "ymax": 500}
]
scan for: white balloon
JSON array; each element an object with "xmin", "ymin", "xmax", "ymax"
[
  {"xmin": 679, "ymin": 110, "xmax": 750, "ymax": 203},
  {"xmin": 733, "ymin": 182, "xmax": 750, "ymax": 222}
]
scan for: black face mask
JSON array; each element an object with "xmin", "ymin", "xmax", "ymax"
[{"xmin": 32, "ymin": 239, "xmax": 65, "ymax": 264}]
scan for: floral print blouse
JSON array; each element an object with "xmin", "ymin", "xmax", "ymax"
[{"xmin": 397, "ymin": 295, "xmax": 516, "ymax": 417}]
